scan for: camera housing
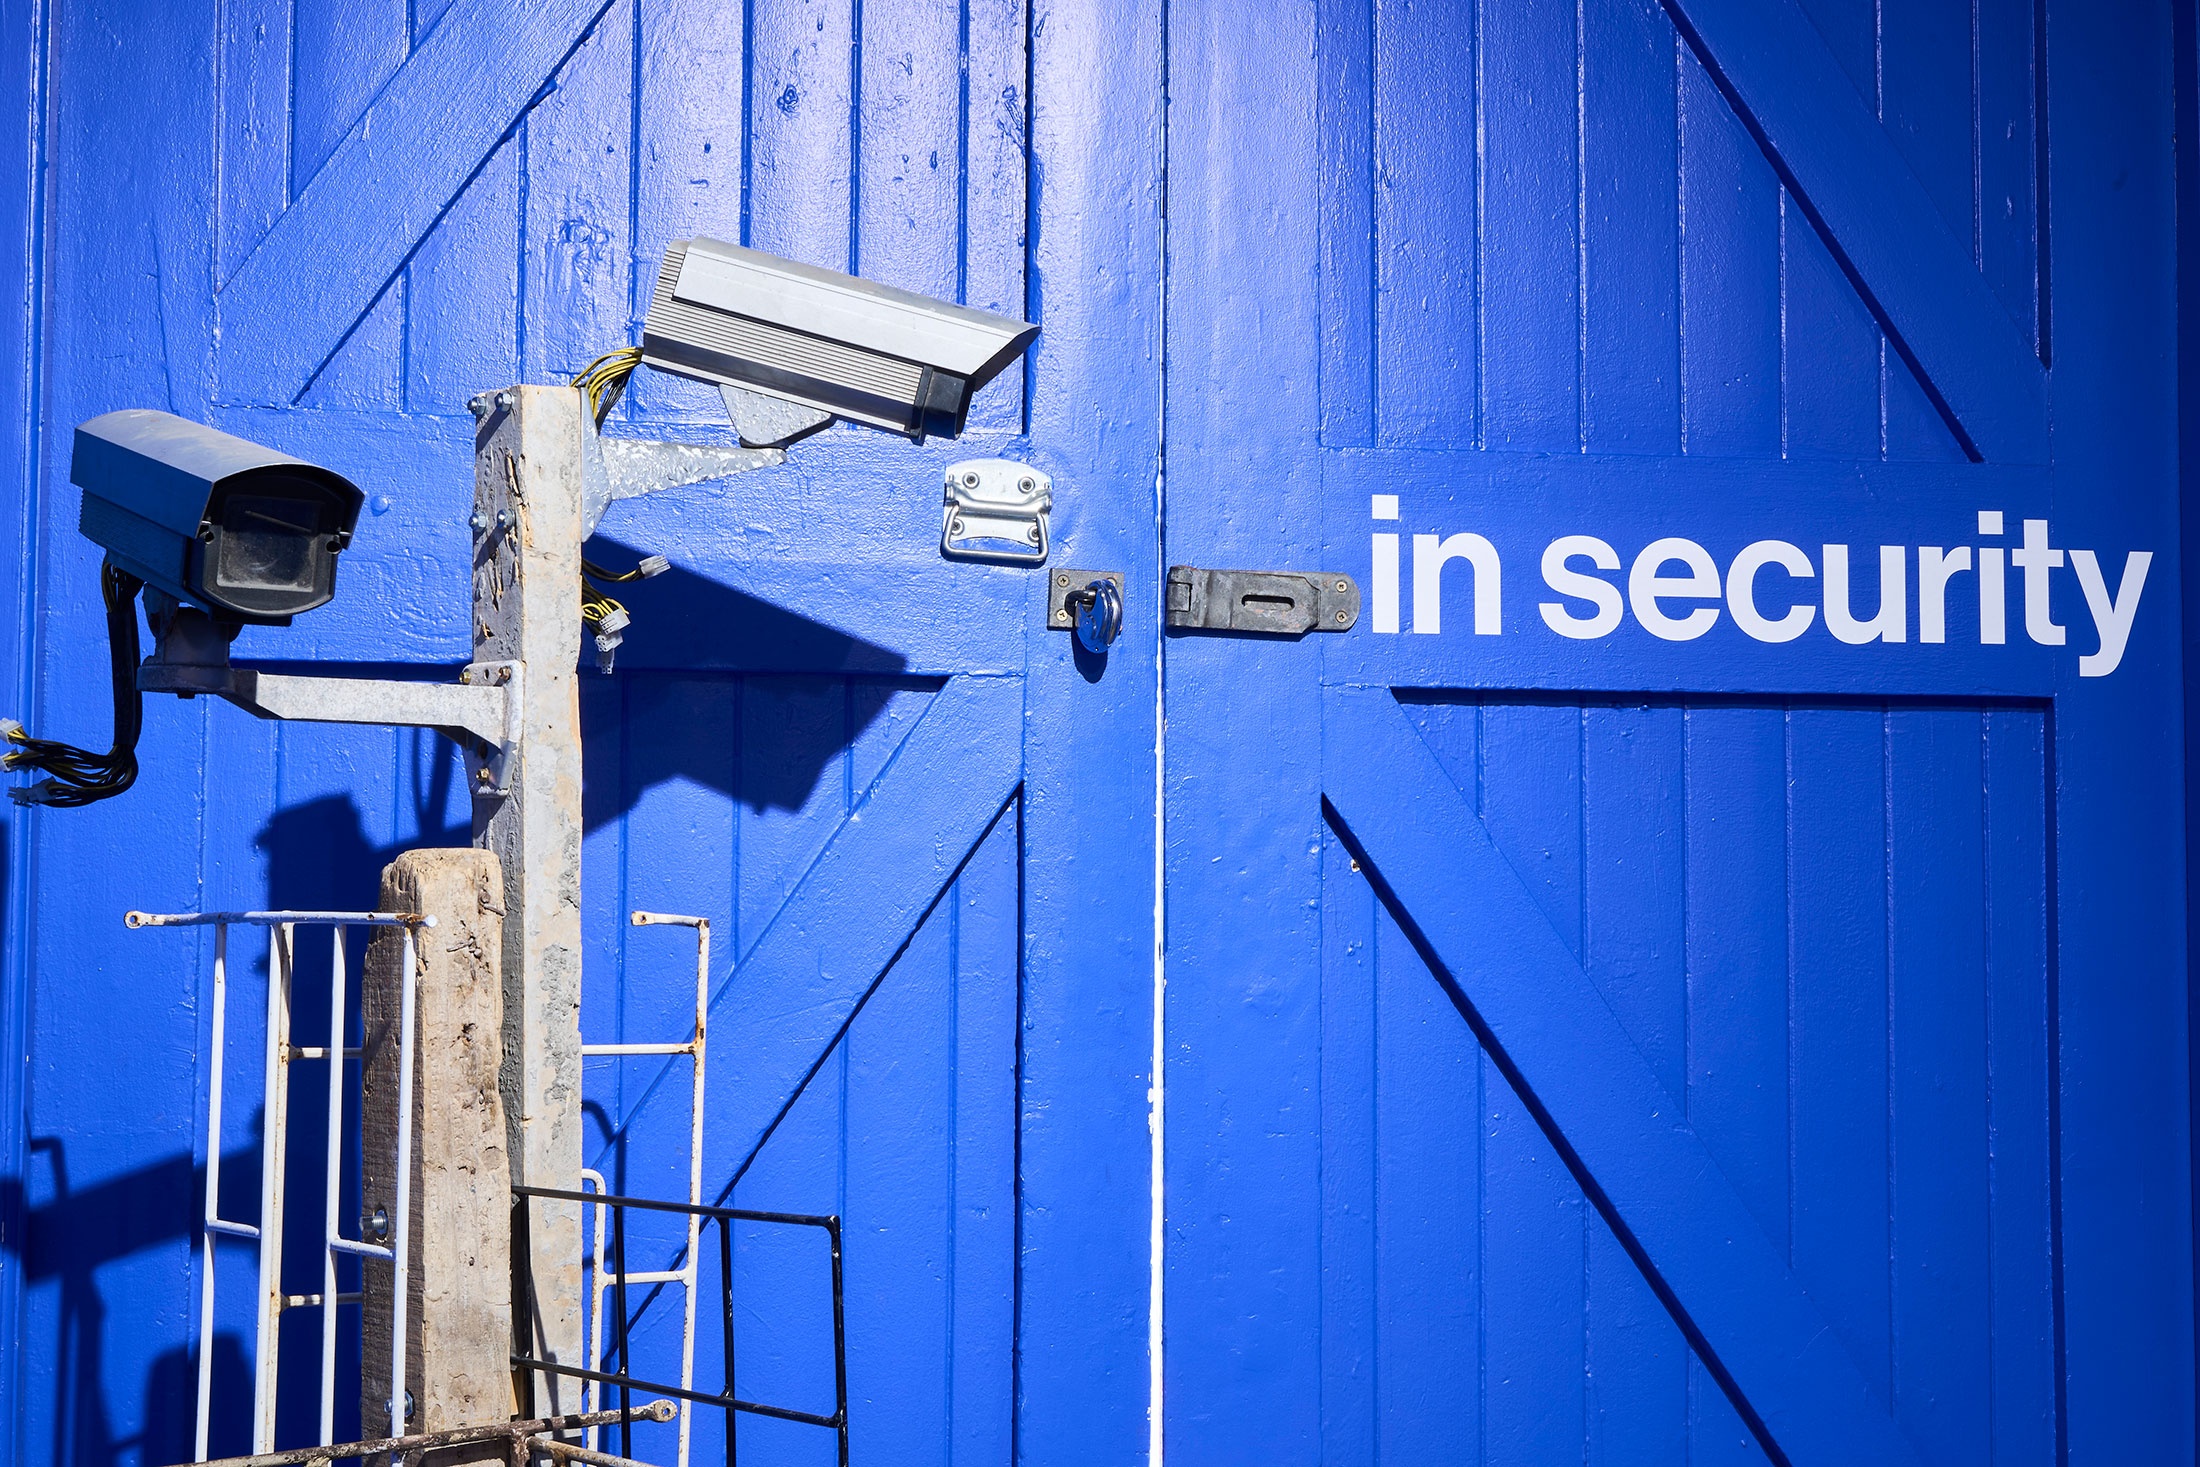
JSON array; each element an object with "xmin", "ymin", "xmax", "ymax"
[
  {"xmin": 640, "ymin": 237, "xmax": 1039, "ymax": 444},
  {"xmin": 73, "ymin": 410, "xmax": 365, "ymax": 625}
]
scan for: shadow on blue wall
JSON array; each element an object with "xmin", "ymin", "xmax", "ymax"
[{"xmin": 8, "ymin": 557, "xmax": 910, "ymax": 1465}]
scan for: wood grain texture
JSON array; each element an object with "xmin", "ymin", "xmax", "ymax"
[{"xmin": 359, "ymin": 849, "xmax": 513, "ymax": 1456}]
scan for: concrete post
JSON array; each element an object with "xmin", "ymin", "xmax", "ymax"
[
  {"xmin": 359, "ymin": 849, "xmax": 513, "ymax": 1455},
  {"xmin": 469, "ymin": 385, "xmax": 589, "ymax": 1416}
]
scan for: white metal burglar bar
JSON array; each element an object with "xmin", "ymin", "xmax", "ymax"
[
  {"xmin": 126, "ymin": 909, "xmax": 434, "ymax": 1461},
  {"xmin": 581, "ymin": 911, "xmax": 710, "ymax": 1467}
]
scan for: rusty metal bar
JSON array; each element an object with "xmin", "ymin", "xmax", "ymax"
[{"xmin": 163, "ymin": 1400, "xmax": 675, "ymax": 1467}]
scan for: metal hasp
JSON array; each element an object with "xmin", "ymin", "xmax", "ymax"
[
  {"xmin": 1165, "ymin": 565, "xmax": 1361, "ymax": 635},
  {"xmin": 942, "ymin": 458, "xmax": 1051, "ymax": 564},
  {"xmin": 471, "ymin": 385, "xmax": 589, "ymax": 1421}
]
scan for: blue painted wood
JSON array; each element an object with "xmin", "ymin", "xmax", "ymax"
[
  {"xmin": 218, "ymin": 0, "xmax": 620, "ymax": 404},
  {"xmin": 1658, "ymin": 0, "xmax": 2049, "ymax": 462},
  {"xmin": 9, "ymin": 1, "xmax": 1160, "ymax": 1462},
  {"xmin": 2036, "ymin": 3, "xmax": 2193, "ymax": 1456},
  {"xmin": 1172, "ymin": 1, "xmax": 2182, "ymax": 1464},
  {"xmin": 1325, "ymin": 684, "xmax": 1928, "ymax": 1467}
]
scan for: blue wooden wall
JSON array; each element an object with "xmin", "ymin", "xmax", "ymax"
[
  {"xmin": 1166, "ymin": 0, "xmax": 2188, "ymax": 1462},
  {"xmin": 0, "ymin": 0, "xmax": 1160, "ymax": 1463}
]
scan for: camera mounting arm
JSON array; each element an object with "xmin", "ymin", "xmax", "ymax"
[{"xmin": 136, "ymin": 600, "xmax": 524, "ymax": 793}]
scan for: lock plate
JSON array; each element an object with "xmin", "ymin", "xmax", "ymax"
[
  {"xmin": 942, "ymin": 459, "xmax": 1052, "ymax": 564},
  {"xmin": 1165, "ymin": 566, "xmax": 1360, "ymax": 635},
  {"xmin": 1049, "ymin": 569, "xmax": 1126, "ymax": 651}
]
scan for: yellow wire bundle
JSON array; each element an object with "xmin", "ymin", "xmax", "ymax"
[{"xmin": 571, "ymin": 345, "xmax": 642, "ymax": 426}]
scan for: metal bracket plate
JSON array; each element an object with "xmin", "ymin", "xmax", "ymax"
[
  {"xmin": 1165, "ymin": 566, "xmax": 1361, "ymax": 635},
  {"xmin": 1048, "ymin": 569, "xmax": 1125, "ymax": 629},
  {"xmin": 942, "ymin": 459, "xmax": 1052, "ymax": 564}
]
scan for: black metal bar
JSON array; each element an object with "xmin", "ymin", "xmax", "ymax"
[
  {"xmin": 508, "ymin": 1356, "xmax": 842, "ymax": 1429},
  {"xmin": 828, "ymin": 1216, "xmax": 849, "ymax": 1467},
  {"xmin": 611, "ymin": 1200, "xmax": 633, "ymax": 1460},
  {"xmin": 719, "ymin": 1214, "xmax": 736, "ymax": 1467},
  {"xmin": 522, "ymin": 1183, "xmax": 846, "ymax": 1460},
  {"xmin": 515, "ymin": 1182, "xmax": 835, "ymax": 1230}
]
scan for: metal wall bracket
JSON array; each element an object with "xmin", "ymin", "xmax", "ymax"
[
  {"xmin": 1165, "ymin": 566, "xmax": 1361, "ymax": 635},
  {"xmin": 142, "ymin": 658, "xmax": 526, "ymax": 796},
  {"xmin": 941, "ymin": 459, "xmax": 1051, "ymax": 564}
]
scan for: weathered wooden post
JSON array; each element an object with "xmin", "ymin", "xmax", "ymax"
[
  {"xmin": 469, "ymin": 385, "xmax": 589, "ymax": 1417},
  {"xmin": 359, "ymin": 848, "xmax": 513, "ymax": 1454}
]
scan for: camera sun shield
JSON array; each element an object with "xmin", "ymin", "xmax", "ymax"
[
  {"xmin": 640, "ymin": 237, "xmax": 1039, "ymax": 443},
  {"xmin": 72, "ymin": 410, "xmax": 365, "ymax": 624}
]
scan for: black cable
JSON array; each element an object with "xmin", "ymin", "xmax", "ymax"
[{"xmin": 3, "ymin": 561, "xmax": 146, "ymax": 807}]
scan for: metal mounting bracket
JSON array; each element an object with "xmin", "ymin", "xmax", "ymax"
[
  {"xmin": 1165, "ymin": 566, "xmax": 1361, "ymax": 635},
  {"xmin": 142, "ymin": 659, "xmax": 526, "ymax": 796},
  {"xmin": 941, "ymin": 459, "xmax": 1051, "ymax": 564}
]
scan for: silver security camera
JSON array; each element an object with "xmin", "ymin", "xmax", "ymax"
[
  {"xmin": 640, "ymin": 237, "xmax": 1039, "ymax": 447},
  {"xmin": 73, "ymin": 409, "xmax": 365, "ymax": 625}
]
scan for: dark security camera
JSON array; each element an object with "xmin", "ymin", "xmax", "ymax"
[{"xmin": 72, "ymin": 409, "xmax": 364, "ymax": 625}]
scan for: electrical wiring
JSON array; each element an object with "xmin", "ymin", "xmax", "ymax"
[
  {"xmin": 569, "ymin": 349, "xmax": 669, "ymax": 670},
  {"xmin": 571, "ymin": 346, "xmax": 643, "ymax": 428},
  {"xmin": 4, "ymin": 561, "xmax": 147, "ymax": 807}
]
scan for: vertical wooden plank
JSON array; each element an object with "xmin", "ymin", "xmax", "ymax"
[
  {"xmin": 1582, "ymin": 703, "xmax": 1688, "ymax": 1464},
  {"xmin": 611, "ymin": 672, "xmax": 738, "ymax": 1215},
  {"xmin": 521, "ymin": 0, "xmax": 635, "ymax": 387},
  {"xmin": 1886, "ymin": 708, "xmax": 1992, "ymax": 1462},
  {"xmin": 290, "ymin": 0, "xmax": 406, "ymax": 408},
  {"xmin": 1374, "ymin": 903, "xmax": 1483, "ymax": 1463},
  {"xmin": 627, "ymin": 0, "xmax": 757, "ymax": 422},
  {"xmin": 406, "ymin": 135, "xmax": 521, "ymax": 413},
  {"xmin": 1478, "ymin": 0, "xmax": 1581, "ymax": 451},
  {"xmin": 1975, "ymin": 0, "xmax": 2040, "ymax": 352},
  {"xmin": 749, "ymin": 0, "xmax": 856, "ymax": 273},
  {"xmin": 1317, "ymin": 0, "xmax": 1375, "ymax": 447},
  {"xmin": 736, "ymin": 675, "xmax": 849, "ymax": 952},
  {"xmin": 578, "ymin": 672, "xmax": 630, "ymax": 1163},
  {"xmin": 962, "ymin": 2, "xmax": 1030, "ymax": 432},
  {"xmin": 732, "ymin": 1021, "xmax": 848, "ymax": 1460},
  {"xmin": 1582, "ymin": 0, "xmax": 1680, "ymax": 456},
  {"xmin": 1877, "ymin": 0, "xmax": 1971, "ymax": 461},
  {"xmin": 1786, "ymin": 706, "xmax": 1892, "ymax": 1395},
  {"xmin": 1374, "ymin": 0, "xmax": 1478, "ymax": 448},
  {"xmin": 1682, "ymin": 705, "xmax": 1787, "ymax": 1464},
  {"xmin": 844, "ymin": 902, "xmax": 954, "ymax": 1464},
  {"xmin": 854, "ymin": 0, "xmax": 960, "ymax": 300},
  {"xmin": 1983, "ymin": 707, "xmax": 2054, "ymax": 1467},
  {"xmin": 947, "ymin": 814, "xmax": 1017, "ymax": 1464},
  {"xmin": 1319, "ymin": 839, "xmax": 1377, "ymax": 1466},
  {"xmin": 1783, "ymin": 196, "xmax": 1883, "ymax": 460},
  {"xmin": 1677, "ymin": 48, "xmax": 1779, "ymax": 457},
  {"xmin": 218, "ymin": 0, "xmax": 291, "ymax": 288},
  {"xmin": 1478, "ymin": 704, "xmax": 1585, "ymax": 1461}
]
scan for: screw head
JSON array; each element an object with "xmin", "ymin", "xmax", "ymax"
[
  {"xmin": 469, "ymin": 511, "xmax": 488, "ymax": 532},
  {"xmin": 1335, "ymin": 579, "xmax": 1349, "ymax": 592},
  {"xmin": 1017, "ymin": 476, "xmax": 1036, "ymax": 492},
  {"xmin": 1057, "ymin": 609, "xmax": 1071, "ymax": 623},
  {"xmin": 1027, "ymin": 525, "xmax": 1041, "ymax": 541},
  {"xmin": 961, "ymin": 471, "xmax": 981, "ymax": 489},
  {"xmin": 1056, "ymin": 574, "xmax": 1070, "ymax": 587},
  {"xmin": 951, "ymin": 517, "xmax": 965, "ymax": 534},
  {"xmin": 1335, "ymin": 610, "xmax": 1349, "ymax": 623},
  {"xmin": 495, "ymin": 390, "xmax": 515, "ymax": 410}
]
